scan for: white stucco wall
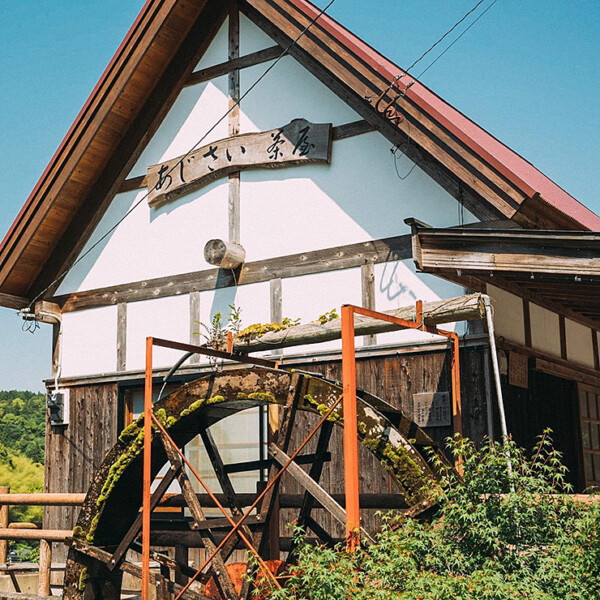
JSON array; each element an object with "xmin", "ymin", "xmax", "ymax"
[
  {"xmin": 565, "ymin": 318, "xmax": 595, "ymax": 369},
  {"xmin": 530, "ymin": 302, "xmax": 561, "ymax": 357},
  {"xmin": 487, "ymin": 284, "xmax": 525, "ymax": 346}
]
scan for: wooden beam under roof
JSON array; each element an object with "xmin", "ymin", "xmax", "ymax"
[{"xmin": 409, "ymin": 223, "xmax": 600, "ymax": 329}]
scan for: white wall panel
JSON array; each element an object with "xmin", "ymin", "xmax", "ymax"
[
  {"xmin": 193, "ymin": 17, "xmax": 228, "ymax": 71},
  {"xmin": 487, "ymin": 285, "xmax": 525, "ymax": 346},
  {"xmin": 126, "ymin": 296, "xmax": 190, "ymax": 371},
  {"xmin": 530, "ymin": 303, "xmax": 561, "ymax": 357},
  {"xmin": 128, "ymin": 77, "xmax": 229, "ymax": 179},
  {"xmin": 281, "ymin": 269, "xmax": 361, "ymax": 355},
  {"xmin": 374, "ymin": 259, "xmax": 463, "ymax": 346},
  {"xmin": 240, "ymin": 12, "xmax": 275, "ymax": 55},
  {"xmin": 566, "ymin": 319, "xmax": 595, "ymax": 369},
  {"xmin": 240, "ymin": 132, "xmax": 474, "ymax": 263},
  {"xmin": 57, "ymin": 181, "xmax": 229, "ymax": 294},
  {"xmin": 61, "ymin": 306, "xmax": 117, "ymax": 377}
]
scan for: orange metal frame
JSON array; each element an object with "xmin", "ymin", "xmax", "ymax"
[
  {"xmin": 341, "ymin": 301, "xmax": 463, "ymax": 551},
  {"xmin": 141, "ymin": 306, "xmax": 463, "ymax": 596}
]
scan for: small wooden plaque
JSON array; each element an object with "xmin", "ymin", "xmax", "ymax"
[
  {"xmin": 412, "ymin": 392, "xmax": 451, "ymax": 428},
  {"xmin": 509, "ymin": 351, "xmax": 529, "ymax": 388}
]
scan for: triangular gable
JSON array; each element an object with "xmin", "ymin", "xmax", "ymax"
[{"xmin": 1, "ymin": 0, "xmax": 598, "ymax": 309}]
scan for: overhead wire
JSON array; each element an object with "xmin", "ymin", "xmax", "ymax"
[{"xmin": 26, "ymin": 0, "xmax": 336, "ymax": 312}]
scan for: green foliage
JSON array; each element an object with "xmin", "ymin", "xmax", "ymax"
[
  {"xmin": 0, "ymin": 390, "xmax": 45, "ymax": 464},
  {"xmin": 316, "ymin": 308, "xmax": 339, "ymax": 324},
  {"xmin": 267, "ymin": 432, "xmax": 600, "ymax": 599},
  {"xmin": 0, "ymin": 442, "xmax": 44, "ymax": 525}
]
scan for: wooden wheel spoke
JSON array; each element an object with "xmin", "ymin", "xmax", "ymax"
[
  {"xmin": 288, "ymin": 420, "xmax": 334, "ymax": 558},
  {"xmin": 269, "ymin": 443, "xmax": 374, "ymax": 544},
  {"xmin": 109, "ymin": 462, "xmax": 181, "ymax": 570},
  {"xmin": 73, "ymin": 540, "xmax": 209, "ymax": 600},
  {"xmin": 158, "ymin": 429, "xmax": 240, "ymax": 600}
]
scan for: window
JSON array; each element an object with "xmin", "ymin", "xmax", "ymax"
[{"xmin": 578, "ymin": 384, "xmax": 600, "ymax": 489}]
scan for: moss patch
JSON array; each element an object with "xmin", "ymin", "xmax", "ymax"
[{"xmin": 78, "ymin": 567, "xmax": 88, "ymax": 592}]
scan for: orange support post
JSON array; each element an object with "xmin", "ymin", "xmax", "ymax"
[
  {"xmin": 142, "ymin": 337, "xmax": 153, "ymax": 600},
  {"xmin": 341, "ymin": 305, "xmax": 360, "ymax": 552}
]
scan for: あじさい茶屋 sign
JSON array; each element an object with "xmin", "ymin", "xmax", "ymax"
[{"xmin": 147, "ymin": 119, "xmax": 332, "ymax": 207}]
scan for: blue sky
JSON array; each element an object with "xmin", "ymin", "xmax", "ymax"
[{"xmin": 0, "ymin": 0, "xmax": 598, "ymax": 391}]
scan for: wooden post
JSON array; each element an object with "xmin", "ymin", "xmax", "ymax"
[
  {"xmin": 142, "ymin": 337, "xmax": 153, "ymax": 600},
  {"xmin": 0, "ymin": 486, "xmax": 9, "ymax": 565},
  {"xmin": 341, "ymin": 305, "xmax": 360, "ymax": 551},
  {"xmin": 38, "ymin": 539, "xmax": 51, "ymax": 596},
  {"xmin": 361, "ymin": 263, "xmax": 376, "ymax": 346}
]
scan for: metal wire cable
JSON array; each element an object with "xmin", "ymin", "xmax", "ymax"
[{"xmin": 26, "ymin": 0, "xmax": 336, "ymax": 311}]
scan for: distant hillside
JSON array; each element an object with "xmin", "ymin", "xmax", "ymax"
[{"xmin": 0, "ymin": 390, "xmax": 45, "ymax": 464}]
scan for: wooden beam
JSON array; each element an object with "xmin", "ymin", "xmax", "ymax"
[
  {"xmin": 53, "ymin": 234, "xmax": 412, "ymax": 311},
  {"xmin": 0, "ymin": 292, "xmax": 29, "ymax": 310},
  {"xmin": 116, "ymin": 303, "xmax": 127, "ymax": 372},
  {"xmin": 231, "ymin": 293, "xmax": 486, "ymax": 353},
  {"xmin": 361, "ymin": 263, "xmax": 376, "ymax": 346},
  {"xmin": 185, "ymin": 45, "xmax": 282, "ymax": 87},
  {"xmin": 593, "ymin": 330, "xmax": 599, "ymax": 371}
]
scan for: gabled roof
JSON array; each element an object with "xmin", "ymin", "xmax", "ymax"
[{"xmin": 1, "ymin": 0, "xmax": 598, "ymax": 310}]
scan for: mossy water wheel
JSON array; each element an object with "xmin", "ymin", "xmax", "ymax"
[{"xmin": 63, "ymin": 367, "xmax": 450, "ymax": 600}]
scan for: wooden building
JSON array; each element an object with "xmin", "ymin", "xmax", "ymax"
[{"xmin": 0, "ymin": 0, "xmax": 599, "ymax": 565}]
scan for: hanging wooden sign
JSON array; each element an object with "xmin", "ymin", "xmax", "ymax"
[
  {"xmin": 146, "ymin": 118, "xmax": 332, "ymax": 207},
  {"xmin": 509, "ymin": 351, "xmax": 529, "ymax": 389},
  {"xmin": 412, "ymin": 392, "xmax": 451, "ymax": 428}
]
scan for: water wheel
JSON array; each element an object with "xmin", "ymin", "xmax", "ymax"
[{"xmin": 63, "ymin": 366, "xmax": 450, "ymax": 600}]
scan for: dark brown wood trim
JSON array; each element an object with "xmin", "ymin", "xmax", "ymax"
[
  {"xmin": 523, "ymin": 298, "xmax": 532, "ymax": 348},
  {"xmin": 116, "ymin": 302, "xmax": 127, "ymax": 372},
  {"xmin": 115, "ymin": 119, "xmax": 376, "ymax": 194},
  {"xmin": 0, "ymin": 292, "xmax": 29, "ymax": 310},
  {"xmin": 592, "ymin": 329, "xmax": 599, "ymax": 371},
  {"xmin": 52, "ymin": 234, "xmax": 412, "ymax": 312},
  {"xmin": 559, "ymin": 315, "xmax": 567, "ymax": 360},
  {"xmin": 185, "ymin": 45, "xmax": 282, "ymax": 87},
  {"xmin": 499, "ymin": 338, "xmax": 600, "ymax": 388},
  {"xmin": 28, "ymin": 3, "xmax": 229, "ymax": 301}
]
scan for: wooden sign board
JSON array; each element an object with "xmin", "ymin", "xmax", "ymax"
[
  {"xmin": 509, "ymin": 351, "xmax": 529, "ymax": 388},
  {"xmin": 412, "ymin": 392, "xmax": 451, "ymax": 428},
  {"xmin": 147, "ymin": 119, "xmax": 332, "ymax": 207}
]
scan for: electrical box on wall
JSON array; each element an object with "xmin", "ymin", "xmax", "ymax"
[{"xmin": 47, "ymin": 389, "xmax": 70, "ymax": 426}]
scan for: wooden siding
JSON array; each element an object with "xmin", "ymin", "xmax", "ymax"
[
  {"xmin": 44, "ymin": 384, "xmax": 119, "ymax": 561},
  {"xmin": 280, "ymin": 347, "xmax": 489, "ymax": 538}
]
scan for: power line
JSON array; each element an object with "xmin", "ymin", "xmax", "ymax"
[
  {"xmin": 404, "ymin": 0, "xmax": 488, "ymax": 74},
  {"xmin": 26, "ymin": 0, "xmax": 336, "ymax": 311},
  {"xmin": 416, "ymin": 0, "xmax": 499, "ymax": 78}
]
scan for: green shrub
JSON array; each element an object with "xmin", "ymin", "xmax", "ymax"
[{"xmin": 267, "ymin": 432, "xmax": 600, "ymax": 599}]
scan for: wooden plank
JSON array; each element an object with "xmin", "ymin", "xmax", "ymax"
[
  {"xmin": 189, "ymin": 291, "xmax": 201, "ymax": 365},
  {"xmin": 146, "ymin": 119, "xmax": 332, "ymax": 207},
  {"xmin": 116, "ymin": 302, "xmax": 127, "ymax": 372},
  {"xmin": 185, "ymin": 45, "xmax": 282, "ymax": 87},
  {"xmin": 54, "ymin": 234, "xmax": 413, "ymax": 311},
  {"xmin": 232, "ymin": 294, "xmax": 485, "ymax": 353},
  {"xmin": 0, "ymin": 292, "xmax": 29, "ymax": 310},
  {"xmin": 159, "ymin": 430, "xmax": 239, "ymax": 600},
  {"xmin": 536, "ymin": 358, "xmax": 600, "ymax": 389},
  {"xmin": 523, "ymin": 298, "xmax": 531, "ymax": 348},
  {"xmin": 116, "ymin": 120, "xmax": 375, "ymax": 195},
  {"xmin": 560, "ymin": 315, "xmax": 568, "ymax": 360},
  {"xmin": 269, "ymin": 443, "xmax": 374, "ymax": 543},
  {"xmin": 361, "ymin": 263, "xmax": 376, "ymax": 346},
  {"xmin": 593, "ymin": 330, "xmax": 599, "ymax": 371}
]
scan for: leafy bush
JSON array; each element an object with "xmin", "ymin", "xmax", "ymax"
[{"xmin": 267, "ymin": 432, "xmax": 600, "ymax": 599}]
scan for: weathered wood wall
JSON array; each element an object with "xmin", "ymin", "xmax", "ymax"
[
  {"xmin": 280, "ymin": 346, "xmax": 489, "ymax": 539},
  {"xmin": 43, "ymin": 384, "xmax": 119, "ymax": 561}
]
